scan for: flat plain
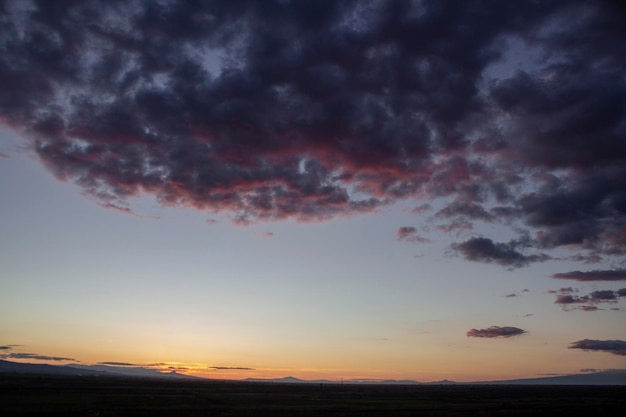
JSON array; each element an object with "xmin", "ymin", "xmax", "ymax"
[{"xmin": 2, "ymin": 374, "xmax": 625, "ymax": 416}]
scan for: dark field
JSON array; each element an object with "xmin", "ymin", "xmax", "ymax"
[{"xmin": 2, "ymin": 374, "xmax": 625, "ymax": 416}]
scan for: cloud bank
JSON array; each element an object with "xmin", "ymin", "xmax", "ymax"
[
  {"xmin": 466, "ymin": 326, "xmax": 526, "ymax": 338},
  {"xmin": 1, "ymin": 0, "xmax": 625, "ymax": 264}
]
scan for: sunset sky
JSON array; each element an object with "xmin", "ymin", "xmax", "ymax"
[{"xmin": 1, "ymin": 0, "xmax": 625, "ymax": 382}]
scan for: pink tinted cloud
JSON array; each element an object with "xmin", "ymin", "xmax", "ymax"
[
  {"xmin": 96, "ymin": 202, "xmax": 140, "ymax": 217},
  {"xmin": 396, "ymin": 227, "xmax": 430, "ymax": 243},
  {"xmin": 0, "ymin": 0, "xmax": 625, "ymax": 266}
]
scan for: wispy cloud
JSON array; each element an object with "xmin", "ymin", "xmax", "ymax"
[
  {"xmin": 552, "ymin": 270, "xmax": 626, "ymax": 281},
  {"xmin": 209, "ymin": 366, "xmax": 255, "ymax": 371},
  {"xmin": 466, "ymin": 326, "xmax": 526, "ymax": 338},
  {"xmin": 96, "ymin": 202, "xmax": 140, "ymax": 217},
  {"xmin": 1, "ymin": 352, "xmax": 75, "ymax": 361},
  {"xmin": 0, "ymin": 345, "xmax": 19, "ymax": 351},
  {"xmin": 569, "ymin": 339, "xmax": 626, "ymax": 356},
  {"xmin": 97, "ymin": 361, "xmax": 139, "ymax": 366},
  {"xmin": 396, "ymin": 227, "xmax": 430, "ymax": 243}
]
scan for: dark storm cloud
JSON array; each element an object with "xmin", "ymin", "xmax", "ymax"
[
  {"xmin": 451, "ymin": 237, "xmax": 550, "ymax": 268},
  {"xmin": 1, "ymin": 0, "xmax": 625, "ymax": 263},
  {"xmin": 1, "ymin": 352, "xmax": 75, "ymax": 361},
  {"xmin": 569, "ymin": 339, "xmax": 626, "ymax": 356},
  {"xmin": 396, "ymin": 226, "xmax": 429, "ymax": 243},
  {"xmin": 466, "ymin": 326, "xmax": 526, "ymax": 338},
  {"xmin": 552, "ymin": 270, "xmax": 626, "ymax": 281}
]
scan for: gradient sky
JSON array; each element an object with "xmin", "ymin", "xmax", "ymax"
[{"xmin": 1, "ymin": 0, "xmax": 625, "ymax": 382}]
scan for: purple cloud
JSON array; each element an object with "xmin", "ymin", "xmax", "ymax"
[
  {"xmin": 0, "ymin": 1, "xmax": 624, "ymax": 265},
  {"xmin": 554, "ymin": 295, "xmax": 588, "ymax": 305},
  {"xmin": 396, "ymin": 226, "xmax": 430, "ymax": 243},
  {"xmin": 552, "ymin": 270, "xmax": 626, "ymax": 281},
  {"xmin": 466, "ymin": 326, "xmax": 526, "ymax": 338},
  {"xmin": 451, "ymin": 237, "xmax": 550, "ymax": 268},
  {"xmin": 569, "ymin": 339, "xmax": 626, "ymax": 356}
]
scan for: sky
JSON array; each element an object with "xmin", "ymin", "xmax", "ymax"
[{"xmin": 1, "ymin": 0, "xmax": 625, "ymax": 382}]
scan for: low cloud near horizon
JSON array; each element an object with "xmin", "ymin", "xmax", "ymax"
[
  {"xmin": 0, "ymin": 0, "xmax": 625, "ymax": 267},
  {"xmin": 1, "ymin": 352, "xmax": 75, "ymax": 362},
  {"xmin": 569, "ymin": 340, "xmax": 626, "ymax": 356}
]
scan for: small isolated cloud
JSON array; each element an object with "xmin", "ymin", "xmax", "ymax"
[
  {"xmin": 205, "ymin": 219, "xmax": 218, "ymax": 225},
  {"xmin": 97, "ymin": 361, "xmax": 138, "ymax": 366},
  {"xmin": 589, "ymin": 290, "xmax": 617, "ymax": 301},
  {"xmin": 451, "ymin": 237, "xmax": 549, "ymax": 268},
  {"xmin": 209, "ymin": 366, "xmax": 255, "ymax": 371},
  {"xmin": 264, "ymin": 231, "xmax": 274, "ymax": 237},
  {"xmin": 0, "ymin": 345, "xmax": 17, "ymax": 350},
  {"xmin": 578, "ymin": 305, "xmax": 600, "ymax": 311},
  {"xmin": 0, "ymin": 152, "xmax": 10, "ymax": 159},
  {"xmin": 552, "ymin": 270, "xmax": 626, "ymax": 281},
  {"xmin": 396, "ymin": 227, "xmax": 430, "ymax": 243},
  {"xmin": 569, "ymin": 339, "xmax": 626, "ymax": 356},
  {"xmin": 168, "ymin": 366, "xmax": 189, "ymax": 371},
  {"xmin": 466, "ymin": 326, "xmax": 526, "ymax": 338},
  {"xmin": 96, "ymin": 202, "xmax": 139, "ymax": 217},
  {"xmin": 2, "ymin": 352, "xmax": 75, "ymax": 361},
  {"xmin": 505, "ymin": 293, "xmax": 517, "ymax": 298}
]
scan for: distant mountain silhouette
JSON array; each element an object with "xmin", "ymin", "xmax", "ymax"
[
  {"xmin": 0, "ymin": 360, "xmax": 198, "ymax": 380},
  {"xmin": 246, "ymin": 372, "xmax": 626, "ymax": 385},
  {"xmin": 475, "ymin": 370, "xmax": 626, "ymax": 385},
  {"xmin": 0, "ymin": 360, "xmax": 104, "ymax": 376},
  {"xmin": 2, "ymin": 360, "xmax": 625, "ymax": 385}
]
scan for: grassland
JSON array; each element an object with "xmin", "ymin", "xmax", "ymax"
[{"xmin": 1, "ymin": 374, "xmax": 625, "ymax": 416}]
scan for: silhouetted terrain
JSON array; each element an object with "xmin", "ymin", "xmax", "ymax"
[
  {"xmin": 2, "ymin": 373, "xmax": 625, "ymax": 417},
  {"xmin": 3, "ymin": 360, "xmax": 625, "ymax": 385}
]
